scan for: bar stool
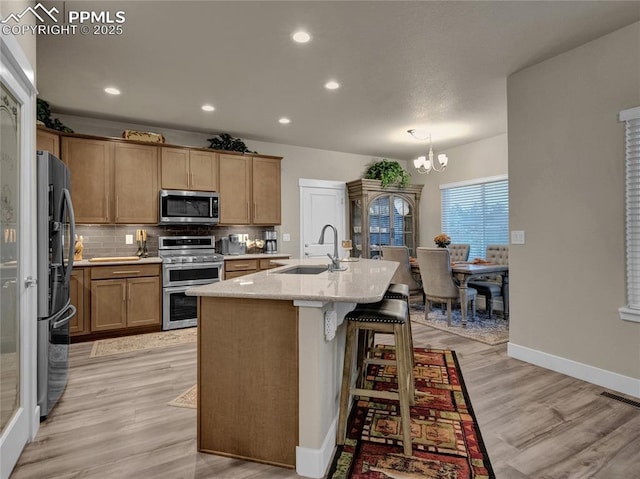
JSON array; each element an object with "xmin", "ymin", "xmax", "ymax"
[
  {"xmin": 337, "ymin": 298, "xmax": 414, "ymax": 456},
  {"xmin": 361, "ymin": 284, "xmax": 414, "ymax": 362},
  {"xmin": 383, "ymin": 283, "xmax": 415, "ymax": 360}
]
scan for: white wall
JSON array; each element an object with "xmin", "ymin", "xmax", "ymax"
[
  {"xmin": 412, "ymin": 133, "xmax": 508, "ymax": 247},
  {"xmin": 54, "ymin": 113, "xmax": 407, "ymax": 257},
  {"xmin": 507, "ymin": 22, "xmax": 640, "ymax": 388}
]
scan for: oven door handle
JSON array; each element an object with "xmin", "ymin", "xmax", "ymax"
[{"xmin": 163, "ymin": 262, "xmax": 224, "ymax": 271}]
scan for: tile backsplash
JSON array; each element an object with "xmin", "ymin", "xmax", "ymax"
[{"xmin": 75, "ymin": 224, "xmax": 274, "ymax": 259}]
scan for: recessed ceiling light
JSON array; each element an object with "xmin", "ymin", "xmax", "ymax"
[
  {"xmin": 292, "ymin": 30, "xmax": 311, "ymax": 43},
  {"xmin": 279, "ymin": 117, "xmax": 291, "ymax": 124},
  {"xmin": 104, "ymin": 87, "xmax": 121, "ymax": 95},
  {"xmin": 201, "ymin": 104, "xmax": 215, "ymax": 112},
  {"xmin": 325, "ymin": 80, "xmax": 340, "ymax": 90}
]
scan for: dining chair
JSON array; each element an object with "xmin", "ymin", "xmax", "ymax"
[
  {"xmin": 416, "ymin": 247, "xmax": 477, "ymax": 326},
  {"xmin": 448, "ymin": 244, "xmax": 470, "ymax": 262},
  {"xmin": 468, "ymin": 244, "xmax": 509, "ymax": 318},
  {"xmin": 380, "ymin": 246, "xmax": 422, "ymax": 295}
]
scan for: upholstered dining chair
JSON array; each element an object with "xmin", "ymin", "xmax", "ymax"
[
  {"xmin": 381, "ymin": 246, "xmax": 422, "ymax": 295},
  {"xmin": 416, "ymin": 247, "xmax": 477, "ymax": 326},
  {"xmin": 448, "ymin": 244, "xmax": 470, "ymax": 262},
  {"xmin": 468, "ymin": 244, "xmax": 509, "ymax": 318}
]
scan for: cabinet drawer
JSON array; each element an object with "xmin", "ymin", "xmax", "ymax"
[
  {"xmin": 259, "ymin": 259, "xmax": 284, "ymax": 270},
  {"xmin": 225, "ymin": 259, "xmax": 259, "ymax": 272},
  {"xmin": 90, "ymin": 264, "xmax": 160, "ymax": 280}
]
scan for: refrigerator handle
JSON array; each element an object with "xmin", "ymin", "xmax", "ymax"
[
  {"xmin": 51, "ymin": 303, "xmax": 77, "ymax": 329},
  {"xmin": 62, "ymin": 188, "xmax": 76, "ymax": 285}
]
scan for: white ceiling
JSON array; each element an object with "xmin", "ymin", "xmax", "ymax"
[{"xmin": 36, "ymin": 1, "xmax": 640, "ymax": 160}]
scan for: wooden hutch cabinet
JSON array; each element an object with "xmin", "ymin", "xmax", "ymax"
[{"xmin": 346, "ymin": 179, "xmax": 423, "ymax": 259}]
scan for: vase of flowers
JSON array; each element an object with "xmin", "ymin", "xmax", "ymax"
[{"xmin": 433, "ymin": 233, "xmax": 451, "ymax": 248}]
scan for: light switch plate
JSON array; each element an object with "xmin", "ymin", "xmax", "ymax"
[
  {"xmin": 125, "ymin": 234, "xmax": 133, "ymax": 245},
  {"xmin": 511, "ymin": 230, "xmax": 525, "ymax": 244},
  {"xmin": 283, "ymin": 233, "xmax": 291, "ymax": 242}
]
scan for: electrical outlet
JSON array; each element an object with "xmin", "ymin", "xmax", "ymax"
[
  {"xmin": 511, "ymin": 230, "xmax": 525, "ymax": 244},
  {"xmin": 283, "ymin": 233, "xmax": 291, "ymax": 242},
  {"xmin": 125, "ymin": 234, "xmax": 133, "ymax": 245}
]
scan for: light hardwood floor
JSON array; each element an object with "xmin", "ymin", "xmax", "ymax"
[{"xmin": 11, "ymin": 319, "xmax": 640, "ymax": 479}]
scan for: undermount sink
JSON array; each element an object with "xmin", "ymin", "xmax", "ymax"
[{"xmin": 276, "ymin": 265, "xmax": 328, "ymax": 275}]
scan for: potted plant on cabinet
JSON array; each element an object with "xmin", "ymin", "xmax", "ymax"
[{"xmin": 364, "ymin": 159, "xmax": 410, "ymax": 188}]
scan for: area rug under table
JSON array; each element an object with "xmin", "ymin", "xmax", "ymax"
[
  {"xmin": 89, "ymin": 327, "xmax": 197, "ymax": 358},
  {"xmin": 327, "ymin": 347, "xmax": 495, "ymax": 479},
  {"xmin": 410, "ymin": 302, "xmax": 509, "ymax": 346}
]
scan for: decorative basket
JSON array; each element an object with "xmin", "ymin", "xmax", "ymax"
[{"xmin": 123, "ymin": 130, "xmax": 165, "ymax": 143}]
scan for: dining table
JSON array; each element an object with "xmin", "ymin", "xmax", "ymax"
[{"xmin": 410, "ymin": 259, "xmax": 509, "ymax": 327}]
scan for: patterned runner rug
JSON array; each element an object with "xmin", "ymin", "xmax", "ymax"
[
  {"xmin": 327, "ymin": 347, "xmax": 495, "ymax": 479},
  {"xmin": 410, "ymin": 301, "xmax": 509, "ymax": 346},
  {"xmin": 89, "ymin": 327, "xmax": 197, "ymax": 358}
]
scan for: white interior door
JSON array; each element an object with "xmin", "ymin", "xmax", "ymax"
[
  {"xmin": 299, "ymin": 179, "xmax": 346, "ymax": 259},
  {"xmin": 0, "ymin": 34, "xmax": 38, "ymax": 479}
]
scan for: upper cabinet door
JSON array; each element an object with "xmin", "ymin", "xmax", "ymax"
[
  {"xmin": 113, "ymin": 142, "xmax": 159, "ymax": 224},
  {"xmin": 219, "ymin": 154, "xmax": 252, "ymax": 224},
  {"xmin": 36, "ymin": 128, "xmax": 60, "ymax": 157},
  {"xmin": 161, "ymin": 147, "xmax": 190, "ymax": 190},
  {"xmin": 61, "ymin": 137, "xmax": 114, "ymax": 223},
  {"xmin": 252, "ymin": 157, "xmax": 281, "ymax": 225},
  {"xmin": 189, "ymin": 150, "xmax": 218, "ymax": 191}
]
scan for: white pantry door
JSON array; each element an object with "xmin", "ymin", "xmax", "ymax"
[
  {"xmin": 0, "ymin": 33, "xmax": 38, "ymax": 479},
  {"xmin": 299, "ymin": 179, "xmax": 346, "ymax": 259}
]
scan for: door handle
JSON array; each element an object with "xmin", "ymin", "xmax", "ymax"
[{"xmin": 24, "ymin": 276, "xmax": 37, "ymax": 288}]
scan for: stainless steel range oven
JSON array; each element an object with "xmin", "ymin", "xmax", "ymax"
[{"xmin": 158, "ymin": 236, "xmax": 224, "ymax": 330}]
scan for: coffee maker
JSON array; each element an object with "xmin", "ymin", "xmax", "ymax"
[{"xmin": 263, "ymin": 231, "xmax": 277, "ymax": 254}]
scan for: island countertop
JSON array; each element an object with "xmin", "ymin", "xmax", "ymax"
[{"xmin": 186, "ymin": 258, "xmax": 399, "ymax": 303}]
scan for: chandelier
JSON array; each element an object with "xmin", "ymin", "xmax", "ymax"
[{"xmin": 408, "ymin": 129, "xmax": 449, "ymax": 174}]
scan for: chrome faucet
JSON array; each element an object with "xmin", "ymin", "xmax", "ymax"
[{"xmin": 318, "ymin": 224, "xmax": 347, "ymax": 272}]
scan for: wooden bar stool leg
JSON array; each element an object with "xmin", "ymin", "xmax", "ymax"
[
  {"xmin": 394, "ymin": 322, "xmax": 413, "ymax": 456},
  {"xmin": 337, "ymin": 321, "xmax": 357, "ymax": 445},
  {"xmin": 402, "ymin": 320, "xmax": 415, "ymax": 406}
]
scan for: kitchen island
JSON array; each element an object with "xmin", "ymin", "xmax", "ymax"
[{"xmin": 186, "ymin": 258, "xmax": 398, "ymax": 478}]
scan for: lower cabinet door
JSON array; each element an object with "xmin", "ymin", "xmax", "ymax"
[
  {"xmin": 126, "ymin": 276, "xmax": 161, "ymax": 327},
  {"xmin": 91, "ymin": 279, "xmax": 127, "ymax": 331}
]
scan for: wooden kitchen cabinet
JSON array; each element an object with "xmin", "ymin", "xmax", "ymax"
[
  {"xmin": 114, "ymin": 142, "xmax": 158, "ymax": 223},
  {"xmin": 219, "ymin": 154, "xmax": 252, "ymax": 224},
  {"xmin": 36, "ymin": 127, "xmax": 60, "ymax": 157},
  {"xmin": 61, "ymin": 137, "xmax": 114, "ymax": 224},
  {"xmin": 218, "ymin": 154, "xmax": 281, "ymax": 225},
  {"xmin": 69, "ymin": 268, "xmax": 88, "ymax": 335},
  {"xmin": 90, "ymin": 264, "xmax": 161, "ymax": 332},
  {"xmin": 61, "ymin": 137, "xmax": 159, "ymax": 224},
  {"xmin": 252, "ymin": 157, "xmax": 281, "ymax": 225},
  {"xmin": 161, "ymin": 147, "xmax": 218, "ymax": 191},
  {"xmin": 224, "ymin": 255, "xmax": 289, "ymax": 279}
]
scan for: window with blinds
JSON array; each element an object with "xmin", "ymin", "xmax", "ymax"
[
  {"xmin": 441, "ymin": 176, "xmax": 509, "ymax": 260},
  {"xmin": 620, "ymin": 106, "xmax": 640, "ymax": 322}
]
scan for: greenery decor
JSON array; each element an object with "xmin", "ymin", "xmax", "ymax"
[
  {"xmin": 37, "ymin": 98, "xmax": 73, "ymax": 133},
  {"xmin": 207, "ymin": 133, "xmax": 255, "ymax": 153},
  {"xmin": 364, "ymin": 159, "xmax": 410, "ymax": 188}
]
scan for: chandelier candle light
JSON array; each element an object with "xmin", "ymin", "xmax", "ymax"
[{"xmin": 408, "ymin": 129, "xmax": 449, "ymax": 174}]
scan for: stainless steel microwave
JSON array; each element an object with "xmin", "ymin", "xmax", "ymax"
[{"xmin": 159, "ymin": 189, "xmax": 219, "ymax": 225}]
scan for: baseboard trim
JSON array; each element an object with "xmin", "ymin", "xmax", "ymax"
[
  {"xmin": 296, "ymin": 416, "xmax": 337, "ymax": 478},
  {"xmin": 508, "ymin": 342, "xmax": 640, "ymax": 399}
]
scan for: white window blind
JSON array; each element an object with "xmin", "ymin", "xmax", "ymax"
[
  {"xmin": 441, "ymin": 176, "xmax": 509, "ymax": 259},
  {"xmin": 620, "ymin": 106, "xmax": 640, "ymax": 322}
]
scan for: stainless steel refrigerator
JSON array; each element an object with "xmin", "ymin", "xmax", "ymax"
[{"xmin": 36, "ymin": 150, "xmax": 76, "ymax": 419}]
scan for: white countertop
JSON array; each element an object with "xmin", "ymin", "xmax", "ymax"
[
  {"xmin": 186, "ymin": 258, "xmax": 399, "ymax": 303},
  {"xmin": 74, "ymin": 257, "xmax": 163, "ymax": 266}
]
